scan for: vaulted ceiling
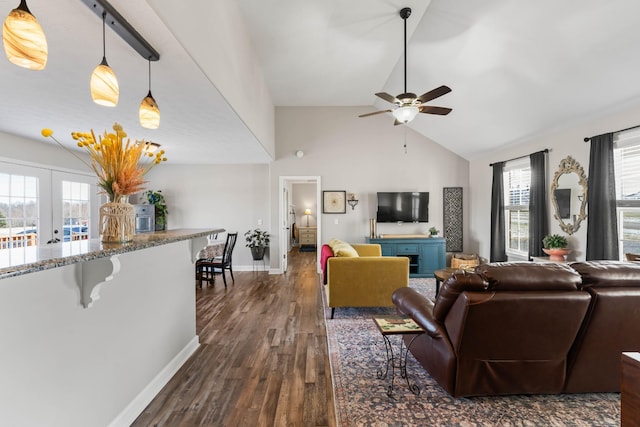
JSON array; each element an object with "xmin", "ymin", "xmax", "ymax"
[{"xmin": 2, "ymin": 0, "xmax": 640, "ymax": 164}]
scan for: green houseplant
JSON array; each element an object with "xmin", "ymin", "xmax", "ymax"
[
  {"xmin": 542, "ymin": 234, "xmax": 570, "ymax": 261},
  {"xmin": 542, "ymin": 234, "xmax": 568, "ymax": 249},
  {"xmin": 142, "ymin": 190, "xmax": 168, "ymax": 231},
  {"xmin": 429, "ymin": 226, "xmax": 439, "ymax": 237},
  {"xmin": 245, "ymin": 229, "xmax": 270, "ymax": 260}
]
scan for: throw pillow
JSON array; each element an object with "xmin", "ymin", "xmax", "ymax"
[{"xmin": 328, "ymin": 238, "xmax": 359, "ymax": 257}]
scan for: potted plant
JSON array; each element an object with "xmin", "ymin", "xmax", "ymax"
[
  {"xmin": 429, "ymin": 226, "xmax": 439, "ymax": 237},
  {"xmin": 142, "ymin": 190, "xmax": 168, "ymax": 231},
  {"xmin": 245, "ymin": 229, "xmax": 270, "ymax": 260},
  {"xmin": 542, "ymin": 234, "xmax": 570, "ymax": 261}
]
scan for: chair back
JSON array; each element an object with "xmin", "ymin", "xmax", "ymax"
[{"xmin": 222, "ymin": 232, "xmax": 238, "ymax": 264}]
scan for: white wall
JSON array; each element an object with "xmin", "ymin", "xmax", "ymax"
[
  {"xmin": 144, "ymin": 164, "xmax": 271, "ymax": 268},
  {"xmin": 148, "ymin": 0, "xmax": 275, "ymax": 158},
  {"xmin": 468, "ymin": 103, "xmax": 640, "ymax": 261},
  {"xmin": 0, "ymin": 131, "xmax": 92, "ymax": 172},
  {"xmin": 270, "ymin": 106, "xmax": 470, "ymax": 270}
]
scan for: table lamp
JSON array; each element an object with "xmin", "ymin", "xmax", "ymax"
[{"xmin": 304, "ymin": 208, "xmax": 312, "ymax": 226}]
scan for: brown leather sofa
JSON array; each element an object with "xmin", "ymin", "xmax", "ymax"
[
  {"xmin": 565, "ymin": 261, "xmax": 640, "ymax": 392},
  {"xmin": 392, "ymin": 261, "xmax": 640, "ymax": 397}
]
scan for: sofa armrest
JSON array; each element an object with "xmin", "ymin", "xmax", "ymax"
[{"xmin": 392, "ymin": 287, "xmax": 447, "ymax": 339}]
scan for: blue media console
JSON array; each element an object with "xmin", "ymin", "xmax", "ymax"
[{"xmin": 366, "ymin": 236, "xmax": 446, "ymax": 277}]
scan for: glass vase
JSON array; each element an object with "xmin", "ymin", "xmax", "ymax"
[{"xmin": 99, "ymin": 195, "xmax": 135, "ymax": 243}]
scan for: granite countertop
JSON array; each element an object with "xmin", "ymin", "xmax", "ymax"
[{"xmin": 0, "ymin": 228, "xmax": 224, "ymax": 280}]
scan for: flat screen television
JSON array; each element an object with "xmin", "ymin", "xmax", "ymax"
[{"xmin": 376, "ymin": 192, "xmax": 429, "ymax": 223}]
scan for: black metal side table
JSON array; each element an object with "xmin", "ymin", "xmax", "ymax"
[{"xmin": 373, "ymin": 316, "xmax": 425, "ymax": 397}]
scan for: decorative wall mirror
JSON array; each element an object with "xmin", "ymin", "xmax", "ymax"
[{"xmin": 550, "ymin": 156, "xmax": 588, "ymax": 235}]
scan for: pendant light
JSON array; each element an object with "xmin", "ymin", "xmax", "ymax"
[
  {"xmin": 139, "ymin": 58, "xmax": 160, "ymax": 129},
  {"xmin": 90, "ymin": 11, "xmax": 118, "ymax": 107},
  {"xmin": 2, "ymin": 0, "xmax": 47, "ymax": 70}
]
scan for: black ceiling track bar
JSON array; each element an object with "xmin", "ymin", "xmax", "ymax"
[{"xmin": 81, "ymin": 0, "xmax": 160, "ymax": 61}]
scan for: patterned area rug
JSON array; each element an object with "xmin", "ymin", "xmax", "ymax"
[{"xmin": 325, "ymin": 279, "xmax": 620, "ymax": 427}]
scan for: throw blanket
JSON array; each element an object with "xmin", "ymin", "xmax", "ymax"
[{"xmin": 320, "ymin": 244, "xmax": 334, "ymax": 284}]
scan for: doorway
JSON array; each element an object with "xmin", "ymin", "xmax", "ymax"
[{"xmin": 279, "ymin": 176, "xmax": 321, "ymax": 274}]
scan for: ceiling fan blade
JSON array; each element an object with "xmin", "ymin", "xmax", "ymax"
[
  {"xmin": 359, "ymin": 109, "xmax": 392, "ymax": 118},
  {"xmin": 419, "ymin": 106, "xmax": 452, "ymax": 115},
  {"xmin": 375, "ymin": 92, "xmax": 400, "ymax": 104},
  {"xmin": 417, "ymin": 85, "xmax": 452, "ymax": 103}
]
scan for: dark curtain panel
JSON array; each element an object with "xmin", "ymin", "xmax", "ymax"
[
  {"xmin": 490, "ymin": 161, "xmax": 507, "ymax": 262},
  {"xmin": 586, "ymin": 132, "xmax": 619, "ymax": 260},
  {"xmin": 528, "ymin": 151, "xmax": 548, "ymax": 258}
]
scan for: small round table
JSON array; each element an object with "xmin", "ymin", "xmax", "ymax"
[{"xmin": 433, "ymin": 268, "xmax": 458, "ymax": 296}]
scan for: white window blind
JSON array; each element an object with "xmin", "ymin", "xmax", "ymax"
[
  {"xmin": 614, "ymin": 130, "xmax": 640, "ymax": 258},
  {"xmin": 503, "ymin": 159, "xmax": 530, "ymax": 255}
]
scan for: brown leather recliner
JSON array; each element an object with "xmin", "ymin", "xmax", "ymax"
[
  {"xmin": 564, "ymin": 261, "xmax": 640, "ymax": 393},
  {"xmin": 393, "ymin": 262, "xmax": 591, "ymax": 397}
]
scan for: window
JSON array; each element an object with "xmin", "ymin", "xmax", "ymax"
[
  {"xmin": 614, "ymin": 131, "xmax": 640, "ymax": 258},
  {"xmin": 504, "ymin": 159, "xmax": 530, "ymax": 256}
]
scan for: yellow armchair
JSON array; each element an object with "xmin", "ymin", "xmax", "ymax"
[{"xmin": 325, "ymin": 243, "xmax": 409, "ymax": 318}]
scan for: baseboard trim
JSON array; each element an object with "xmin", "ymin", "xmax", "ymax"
[{"xmin": 108, "ymin": 336, "xmax": 200, "ymax": 427}]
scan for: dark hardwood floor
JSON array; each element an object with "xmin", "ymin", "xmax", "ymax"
[{"xmin": 132, "ymin": 249, "xmax": 335, "ymax": 427}]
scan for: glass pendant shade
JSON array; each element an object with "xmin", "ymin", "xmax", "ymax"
[
  {"xmin": 139, "ymin": 90, "xmax": 160, "ymax": 129},
  {"xmin": 2, "ymin": 0, "xmax": 48, "ymax": 70},
  {"xmin": 392, "ymin": 106, "xmax": 419, "ymax": 124},
  {"xmin": 90, "ymin": 57, "xmax": 119, "ymax": 107}
]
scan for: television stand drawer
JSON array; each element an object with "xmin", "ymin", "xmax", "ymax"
[{"xmin": 396, "ymin": 244, "xmax": 418, "ymax": 254}]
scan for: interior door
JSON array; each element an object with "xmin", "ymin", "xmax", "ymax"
[{"xmin": 281, "ymin": 186, "xmax": 289, "ymax": 272}]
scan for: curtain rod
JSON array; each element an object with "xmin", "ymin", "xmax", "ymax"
[
  {"xmin": 489, "ymin": 149, "xmax": 549, "ymax": 167},
  {"xmin": 584, "ymin": 124, "xmax": 640, "ymax": 142}
]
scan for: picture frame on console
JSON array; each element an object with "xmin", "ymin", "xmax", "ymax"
[{"xmin": 323, "ymin": 191, "xmax": 346, "ymax": 214}]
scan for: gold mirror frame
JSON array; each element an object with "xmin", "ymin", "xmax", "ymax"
[{"xmin": 550, "ymin": 156, "xmax": 588, "ymax": 235}]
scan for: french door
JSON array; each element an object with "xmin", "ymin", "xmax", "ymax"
[{"xmin": 0, "ymin": 161, "xmax": 99, "ymax": 248}]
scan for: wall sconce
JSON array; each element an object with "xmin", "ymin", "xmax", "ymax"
[
  {"xmin": 347, "ymin": 193, "xmax": 359, "ymax": 210},
  {"xmin": 304, "ymin": 208, "xmax": 312, "ymax": 226}
]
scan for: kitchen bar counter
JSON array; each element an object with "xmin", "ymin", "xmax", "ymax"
[
  {"xmin": 0, "ymin": 228, "xmax": 223, "ymax": 280},
  {"xmin": 0, "ymin": 227, "xmax": 225, "ymax": 426}
]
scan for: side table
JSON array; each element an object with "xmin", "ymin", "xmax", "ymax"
[
  {"xmin": 373, "ymin": 316, "xmax": 424, "ymax": 397},
  {"xmin": 434, "ymin": 268, "xmax": 457, "ymax": 296}
]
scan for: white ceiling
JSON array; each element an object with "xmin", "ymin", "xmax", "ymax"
[{"xmin": 2, "ymin": 0, "xmax": 640, "ymax": 164}]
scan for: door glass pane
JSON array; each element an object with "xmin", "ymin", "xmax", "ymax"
[
  {"xmin": 0, "ymin": 173, "xmax": 39, "ymax": 249},
  {"xmin": 61, "ymin": 180, "xmax": 90, "ymax": 241}
]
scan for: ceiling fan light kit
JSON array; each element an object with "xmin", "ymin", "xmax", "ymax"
[
  {"xmin": 393, "ymin": 105, "xmax": 419, "ymax": 124},
  {"xmin": 2, "ymin": 0, "xmax": 48, "ymax": 70},
  {"xmin": 359, "ymin": 6, "xmax": 452, "ymax": 125}
]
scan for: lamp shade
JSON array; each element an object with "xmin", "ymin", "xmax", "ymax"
[
  {"xmin": 90, "ymin": 58, "xmax": 119, "ymax": 107},
  {"xmin": 2, "ymin": 0, "xmax": 47, "ymax": 70},
  {"xmin": 392, "ymin": 106, "xmax": 419, "ymax": 124},
  {"xmin": 304, "ymin": 209, "xmax": 312, "ymax": 215},
  {"xmin": 139, "ymin": 90, "xmax": 160, "ymax": 129}
]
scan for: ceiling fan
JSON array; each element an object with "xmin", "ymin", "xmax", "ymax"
[{"xmin": 359, "ymin": 7, "xmax": 452, "ymax": 126}]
